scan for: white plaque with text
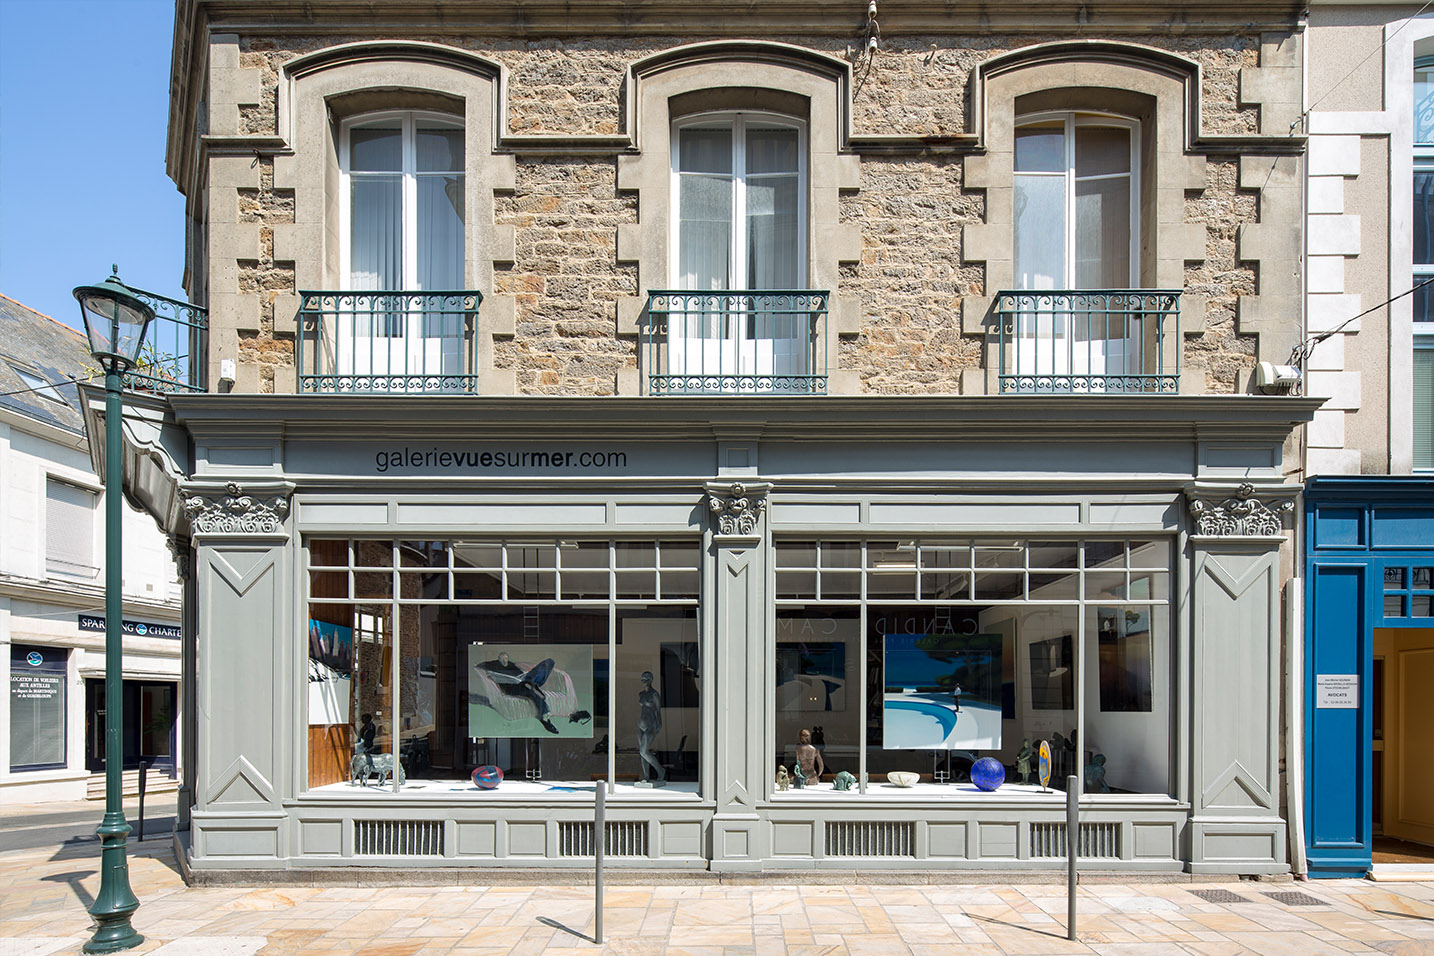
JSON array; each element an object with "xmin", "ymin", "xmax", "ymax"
[{"xmin": 1316, "ymin": 674, "xmax": 1359, "ymax": 709}]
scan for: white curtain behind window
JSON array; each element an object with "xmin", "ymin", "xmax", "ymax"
[
  {"xmin": 349, "ymin": 125, "xmax": 403, "ymax": 295},
  {"xmin": 677, "ymin": 126, "xmax": 733, "ymax": 293},
  {"xmin": 745, "ymin": 126, "xmax": 799, "ymax": 290}
]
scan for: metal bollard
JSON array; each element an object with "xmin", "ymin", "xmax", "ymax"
[
  {"xmin": 137, "ymin": 759, "xmax": 149, "ymax": 841},
  {"xmin": 1066, "ymin": 774, "xmax": 1078, "ymax": 941},
  {"xmin": 594, "ymin": 781, "xmax": 605, "ymax": 944}
]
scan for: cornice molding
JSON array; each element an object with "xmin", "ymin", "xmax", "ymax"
[
  {"xmin": 181, "ymin": 1, "xmax": 1308, "ymax": 35},
  {"xmin": 168, "ymin": 395, "xmax": 1324, "ymax": 445}
]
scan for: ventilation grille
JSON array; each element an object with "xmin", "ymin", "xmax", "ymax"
[
  {"xmin": 1263, "ymin": 891, "xmax": 1327, "ymax": 907},
  {"xmin": 1029, "ymin": 821, "xmax": 1120, "ymax": 859},
  {"xmin": 354, "ymin": 820, "xmax": 444, "ymax": 856},
  {"xmin": 558, "ymin": 821, "xmax": 649, "ymax": 857},
  {"xmin": 825, "ymin": 821, "xmax": 915, "ymax": 857},
  {"xmin": 1191, "ymin": 888, "xmax": 1251, "ymax": 904}
]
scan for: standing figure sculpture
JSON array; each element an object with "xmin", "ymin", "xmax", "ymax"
[
  {"xmin": 356, "ymin": 713, "xmax": 377, "ymax": 775},
  {"xmin": 637, "ymin": 671, "xmax": 666, "ymax": 785},
  {"xmin": 795, "ymin": 728, "xmax": 825, "ymax": 786},
  {"xmin": 1016, "ymin": 738, "xmax": 1034, "ymax": 785}
]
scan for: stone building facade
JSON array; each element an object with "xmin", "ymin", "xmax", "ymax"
[{"xmin": 142, "ymin": 0, "xmax": 1322, "ymax": 876}]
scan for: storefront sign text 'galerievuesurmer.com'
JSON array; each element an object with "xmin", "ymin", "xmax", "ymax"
[{"xmin": 373, "ymin": 446, "xmax": 629, "ymax": 474}]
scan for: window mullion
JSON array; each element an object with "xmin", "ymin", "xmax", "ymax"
[
  {"xmin": 734, "ymin": 115, "xmax": 747, "ymax": 292},
  {"xmin": 1064, "ymin": 115, "xmax": 1076, "ymax": 288},
  {"xmin": 403, "ymin": 113, "xmax": 418, "ymax": 292}
]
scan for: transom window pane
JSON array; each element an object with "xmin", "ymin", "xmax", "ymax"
[
  {"xmin": 747, "ymin": 126, "xmax": 799, "ymax": 174},
  {"xmin": 678, "ymin": 127, "xmax": 733, "ymax": 174},
  {"xmin": 1075, "ymin": 126, "xmax": 1131, "ymax": 176},
  {"xmin": 349, "ymin": 125, "xmax": 402, "ymax": 171},
  {"xmin": 416, "ymin": 126, "xmax": 463, "ymax": 172},
  {"xmin": 1015, "ymin": 126, "xmax": 1064, "ymax": 172},
  {"xmin": 1416, "ymin": 63, "xmax": 1434, "ymax": 144}
]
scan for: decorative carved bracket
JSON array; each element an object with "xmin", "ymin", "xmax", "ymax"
[
  {"xmin": 182, "ymin": 480, "xmax": 293, "ymax": 537},
  {"xmin": 1186, "ymin": 482, "xmax": 1294, "ymax": 538},
  {"xmin": 166, "ymin": 535, "xmax": 193, "ymax": 581},
  {"xmin": 706, "ymin": 480, "xmax": 771, "ymax": 540}
]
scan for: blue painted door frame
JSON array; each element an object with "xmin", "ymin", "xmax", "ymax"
[{"xmin": 1305, "ymin": 477, "xmax": 1434, "ymax": 878}]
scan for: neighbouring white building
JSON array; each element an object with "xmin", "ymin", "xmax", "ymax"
[
  {"xmin": 1300, "ymin": 3, "xmax": 1434, "ymax": 880},
  {"xmin": 0, "ymin": 293, "xmax": 183, "ymax": 804}
]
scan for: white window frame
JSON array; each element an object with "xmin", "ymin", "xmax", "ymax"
[
  {"xmin": 666, "ymin": 111, "xmax": 811, "ymax": 385},
  {"xmin": 1415, "ymin": 59, "xmax": 1434, "ymax": 471},
  {"xmin": 338, "ymin": 109, "xmax": 465, "ymax": 295},
  {"xmin": 1013, "ymin": 111, "xmax": 1140, "ymax": 290},
  {"xmin": 668, "ymin": 111, "xmax": 809, "ymax": 292}
]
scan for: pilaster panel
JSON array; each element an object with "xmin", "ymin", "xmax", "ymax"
[
  {"xmin": 188, "ymin": 480, "xmax": 294, "ymax": 864},
  {"xmin": 706, "ymin": 481, "xmax": 769, "ymax": 870},
  {"xmin": 1186, "ymin": 483, "xmax": 1292, "ymax": 874}
]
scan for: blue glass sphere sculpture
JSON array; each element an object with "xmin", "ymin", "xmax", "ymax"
[
  {"xmin": 472, "ymin": 765, "xmax": 503, "ymax": 789},
  {"xmin": 970, "ymin": 756, "xmax": 1006, "ymax": 792}
]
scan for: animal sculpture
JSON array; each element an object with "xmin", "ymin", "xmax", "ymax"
[
  {"xmin": 833, "ymin": 770, "xmax": 857, "ymax": 791},
  {"xmin": 351, "ymin": 752, "xmax": 406, "ymax": 787}
]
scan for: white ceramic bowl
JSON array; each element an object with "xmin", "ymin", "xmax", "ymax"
[{"xmin": 887, "ymin": 771, "xmax": 919, "ymax": 788}]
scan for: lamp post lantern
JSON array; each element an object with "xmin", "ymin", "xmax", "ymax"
[{"xmin": 73, "ymin": 267, "xmax": 154, "ymax": 954}]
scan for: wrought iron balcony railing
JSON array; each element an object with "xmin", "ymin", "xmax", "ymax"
[
  {"xmin": 643, "ymin": 290, "xmax": 828, "ymax": 396},
  {"xmin": 297, "ymin": 290, "xmax": 483, "ymax": 394},
  {"xmin": 994, "ymin": 289, "xmax": 1181, "ymax": 394},
  {"xmin": 125, "ymin": 288, "xmax": 207, "ymax": 394}
]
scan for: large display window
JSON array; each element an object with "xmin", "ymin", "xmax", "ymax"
[
  {"xmin": 306, "ymin": 538, "xmax": 701, "ymax": 794},
  {"xmin": 773, "ymin": 538, "xmax": 1171, "ymax": 797}
]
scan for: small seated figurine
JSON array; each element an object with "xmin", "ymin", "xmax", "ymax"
[
  {"xmin": 792, "ymin": 761, "xmax": 807, "ymax": 789},
  {"xmin": 833, "ymin": 770, "xmax": 857, "ymax": 791},
  {"xmin": 776, "ymin": 765, "xmax": 790, "ymax": 791},
  {"xmin": 1084, "ymin": 753, "xmax": 1110, "ymax": 793},
  {"xmin": 795, "ymin": 728, "xmax": 825, "ymax": 784}
]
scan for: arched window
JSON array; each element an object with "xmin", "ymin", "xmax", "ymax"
[
  {"xmin": 1014, "ymin": 112, "xmax": 1139, "ymax": 290},
  {"xmin": 667, "ymin": 111, "xmax": 810, "ymax": 386},
  {"xmin": 1010, "ymin": 111, "xmax": 1143, "ymax": 387},
  {"xmin": 671, "ymin": 112, "xmax": 807, "ymax": 292},
  {"xmin": 340, "ymin": 111, "xmax": 465, "ymax": 293},
  {"xmin": 337, "ymin": 110, "xmax": 466, "ymax": 384}
]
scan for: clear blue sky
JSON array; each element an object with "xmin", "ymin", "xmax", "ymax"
[{"xmin": 0, "ymin": 0, "xmax": 186, "ymax": 328}]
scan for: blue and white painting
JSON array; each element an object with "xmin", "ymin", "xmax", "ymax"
[{"xmin": 882, "ymin": 633, "xmax": 1002, "ymax": 750}]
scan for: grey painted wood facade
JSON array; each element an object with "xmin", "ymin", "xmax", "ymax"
[{"xmin": 103, "ymin": 395, "xmax": 1318, "ymax": 874}]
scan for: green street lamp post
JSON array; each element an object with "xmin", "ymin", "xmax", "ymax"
[{"xmin": 73, "ymin": 267, "xmax": 155, "ymax": 954}]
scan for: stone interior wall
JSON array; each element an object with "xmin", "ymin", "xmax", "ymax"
[{"xmin": 216, "ymin": 32, "xmax": 1274, "ymax": 395}]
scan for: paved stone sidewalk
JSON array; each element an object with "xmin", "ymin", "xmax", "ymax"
[{"xmin": 4, "ymin": 841, "xmax": 1434, "ymax": 956}]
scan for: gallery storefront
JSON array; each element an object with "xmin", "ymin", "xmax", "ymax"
[{"xmin": 118, "ymin": 394, "xmax": 1317, "ymax": 876}]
